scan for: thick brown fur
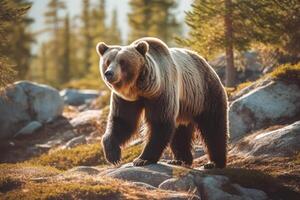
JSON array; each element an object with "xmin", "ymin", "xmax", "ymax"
[{"xmin": 97, "ymin": 37, "xmax": 228, "ymax": 168}]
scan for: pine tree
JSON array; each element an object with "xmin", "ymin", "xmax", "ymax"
[
  {"xmin": 180, "ymin": 0, "xmax": 252, "ymax": 86},
  {"xmin": 44, "ymin": 0, "xmax": 65, "ymax": 82},
  {"xmin": 224, "ymin": 0, "xmax": 236, "ymax": 86},
  {"xmin": 91, "ymin": 0, "xmax": 106, "ymax": 43},
  {"xmin": 81, "ymin": 0, "xmax": 92, "ymax": 70},
  {"xmin": 237, "ymin": 0, "xmax": 300, "ymax": 63},
  {"xmin": 128, "ymin": 0, "xmax": 180, "ymax": 44},
  {"xmin": 89, "ymin": 0, "xmax": 107, "ymax": 77},
  {"xmin": 106, "ymin": 9, "xmax": 121, "ymax": 44},
  {"xmin": 0, "ymin": 0, "xmax": 32, "ymax": 86},
  {"xmin": 41, "ymin": 43, "xmax": 48, "ymax": 81},
  {"xmin": 61, "ymin": 14, "xmax": 71, "ymax": 82}
]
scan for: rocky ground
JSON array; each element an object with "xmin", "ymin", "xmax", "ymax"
[{"xmin": 0, "ymin": 64, "xmax": 299, "ymax": 199}]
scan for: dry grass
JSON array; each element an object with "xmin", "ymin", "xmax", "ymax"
[
  {"xmin": 225, "ymin": 81, "xmax": 253, "ymax": 99},
  {"xmin": 0, "ymin": 163, "xmax": 192, "ymax": 200},
  {"xmin": 27, "ymin": 142, "xmax": 143, "ymax": 170}
]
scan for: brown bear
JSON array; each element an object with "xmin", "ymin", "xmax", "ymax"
[{"xmin": 96, "ymin": 37, "xmax": 228, "ymax": 168}]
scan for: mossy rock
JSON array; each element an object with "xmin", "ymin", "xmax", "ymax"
[{"xmin": 267, "ymin": 63, "xmax": 300, "ymax": 85}]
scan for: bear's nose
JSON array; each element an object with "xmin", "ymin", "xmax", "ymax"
[{"xmin": 104, "ymin": 70, "xmax": 114, "ymax": 82}]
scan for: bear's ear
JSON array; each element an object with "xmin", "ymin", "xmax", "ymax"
[
  {"xmin": 96, "ymin": 42, "xmax": 109, "ymax": 56},
  {"xmin": 134, "ymin": 41, "xmax": 149, "ymax": 56}
]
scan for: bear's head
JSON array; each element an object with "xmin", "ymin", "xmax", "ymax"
[{"xmin": 96, "ymin": 41, "xmax": 149, "ymax": 101}]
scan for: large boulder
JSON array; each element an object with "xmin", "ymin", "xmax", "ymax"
[
  {"xmin": 0, "ymin": 81, "xmax": 63, "ymax": 139},
  {"xmin": 60, "ymin": 89, "xmax": 100, "ymax": 106},
  {"xmin": 231, "ymin": 121, "xmax": 300, "ymax": 157},
  {"xmin": 229, "ymin": 80, "xmax": 300, "ymax": 139}
]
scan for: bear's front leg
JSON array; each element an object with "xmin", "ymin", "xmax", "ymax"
[
  {"xmin": 102, "ymin": 94, "xmax": 143, "ymax": 165},
  {"xmin": 133, "ymin": 120, "xmax": 175, "ymax": 166}
]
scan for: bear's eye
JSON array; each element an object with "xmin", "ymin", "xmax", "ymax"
[{"xmin": 105, "ymin": 60, "xmax": 110, "ymax": 67}]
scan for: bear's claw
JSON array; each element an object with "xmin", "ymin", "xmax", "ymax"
[
  {"xmin": 167, "ymin": 160, "xmax": 190, "ymax": 166},
  {"xmin": 203, "ymin": 162, "xmax": 216, "ymax": 169}
]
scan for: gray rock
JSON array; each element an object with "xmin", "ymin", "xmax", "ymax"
[
  {"xmin": 229, "ymin": 80, "xmax": 300, "ymax": 139},
  {"xmin": 62, "ymin": 135, "xmax": 87, "ymax": 149},
  {"xmin": 195, "ymin": 175, "xmax": 268, "ymax": 200},
  {"xmin": 14, "ymin": 121, "xmax": 42, "ymax": 137},
  {"xmin": 70, "ymin": 110, "xmax": 102, "ymax": 128},
  {"xmin": 193, "ymin": 146, "xmax": 205, "ymax": 159},
  {"xmin": 232, "ymin": 184, "xmax": 268, "ymax": 200},
  {"xmin": 159, "ymin": 175, "xmax": 197, "ymax": 192},
  {"xmin": 131, "ymin": 182, "xmax": 157, "ymax": 190},
  {"xmin": 231, "ymin": 121, "xmax": 300, "ymax": 157},
  {"xmin": 60, "ymin": 89, "xmax": 100, "ymax": 106},
  {"xmin": 103, "ymin": 163, "xmax": 189, "ymax": 187},
  {"xmin": 0, "ymin": 81, "xmax": 63, "ymax": 139},
  {"xmin": 35, "ymin": 139, "xmax": 63, "ymax": 149},
  {"xmin": 21, "ymin": 81, "xmax": 64, "ymax": 123},
  {"xmin": 67, "ymin": 166, "xmax": 101, "ymax": 175}
]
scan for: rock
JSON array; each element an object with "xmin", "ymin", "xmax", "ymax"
[
  {"xmin": 62, "ymin": 135, "xmax": 87, "ymax": 149},
  {"xmin": 0, "ymin": 81, "xmax": 63, "ymax": 139},
  {"xmin": 229, "ymin": 80, "xmax": 300, "ymax": 139},
  {"xmin": 103, "ymin": 163, "xmax": 176, "ymax": 187},
  {"xmin": 193, "ymin": 146, "xmax": 205, "ymax": 159},
  {"xmin": 159, "ymin": 175, "xmax": 196, "ymax": 192},
  {"xmin": 102, "ymin": 162, "xmax": 268, "ymax": 199},
  {"xmin": 60, "ymin": 89, "xmax": 100, "ymax": 106},
  {"xmin": 14, "ymin": 121, "xmax": 42, "ymax": 137},
  {"xmin": 70, "ymin": 110, "xmax": 102, "ymax": 129},
  {"xmin": 131, "ymin": 182, "xmax": 157, "ymax": 190},
  {"xmin": 35, "ymin": 139, "xmax": 63, "ymax": 149},
  {"xmin": 231, "ymin": 121, "xmax": 300, "ymax": 157},
  {"xmin": 67, "ymin": 166, "xmax": 101, "ymax": 175},
  {"xmin": 232, "ymin": 184, "xmax": 268, "ymax": 200},
  {"xmin": 197, "ymin": 175, "xmax": 268, "ymax": 200}
]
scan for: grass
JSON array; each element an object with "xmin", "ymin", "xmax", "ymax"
[
  {"xmin": 0, "ymin": 163, "xmax": 61, "ymax": 194},
  {"xmin": 28, "ymin": 143, "xmax": 106, "ymax": 170},
  {"xmin": 28, "ymin": 142, "xmax": 143, "ymax": 170},
  {"xmin": 1, "ymin": 181, "xmax": 120, "ymax": 200}
]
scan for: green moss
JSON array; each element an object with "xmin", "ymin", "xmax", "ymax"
[
  {"xmin": 1, "ymin": 181, "xmax": 120, "ymax": 200},
  {"xmin": 122, "ymin": 144, "xmax": 143, "ymax": 163},
  {"xmin": 267, "ymin": 62, "xmax": 300, "ymax": 85},
  {"xmin": 206, "ymin": 168, "xmax": 299, "ymax": 200},
  {"xmin": 28, "ymin": 141, "xmax": 143, "ymax": 170},
  {"xmin": 28, "ymin": 143, "xmax": 106, "ymax": 170}
]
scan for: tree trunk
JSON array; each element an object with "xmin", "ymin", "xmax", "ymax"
[
  {"xmin": 41, "ymin": 43, "xmax": 47, "ymax": 81},
  {"xmin": 224, "ymin": 0, "xmax": 236, "ymax": 87}
]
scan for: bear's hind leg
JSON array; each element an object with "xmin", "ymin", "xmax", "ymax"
[
  {"xmin": 195, "ymin": 101, "xmax": 228, "ymax": 169},
  {"xmin": 167, "ymin": 124, "xmax": 194, "ymax": 166}
]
